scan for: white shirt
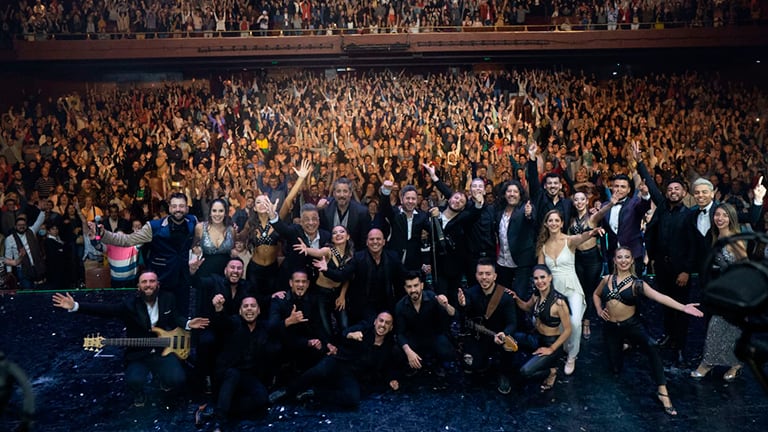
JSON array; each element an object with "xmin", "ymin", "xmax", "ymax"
[
  {"xmin": 608, "ymin": 200, "xmax": 624, "ymax": 235},
  {"xmin": 697, "ymin": 202, "xmax": 714, "ymax": 236}
]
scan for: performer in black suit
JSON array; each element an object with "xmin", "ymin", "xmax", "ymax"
[
  {"xmin": 632, "ymin": 142, "xmax": 695, "ymax": 354},
  {"xmin": 422, "ymin": 163, "xmax": 483, "ymax": 306},
  {"xmin": 323, "ymin": 228, "xmax": 406, "ymax": 325},
  {"xmin": 494, "ymin": 179, "xmax": 537, "ymax": 301},
  {"xmin": 527, "ymin": 144, "xmax": 574, "ymax": 232},
  {"xmin": 689, "ymin": 176, "xmax": 764, "ymax": 274},
  {"xmin": 269, "ymin": 202, "xmax": 331, "ymax": 289},
  {"xmin": 378, "ymin": 181, "xmax": 429, "ymax": 271},
  {"xmin": 600, "ymin": 174, "xmax": 651, "ymax": 275},
  {"xmin": 318, "ymin": 177, "xmax": 371, "ymax": 251},
  {"xmin": 464, "ymin": 176, "xmax": 498, "ymax": 287},
  {"xmin": 52, "ymin": 271, "xmax": 209, "ymax": 407}
]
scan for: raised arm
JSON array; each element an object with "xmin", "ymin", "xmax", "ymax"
[{"xmin": 279, "ymin": 159, "xmax": 313, "ymax": 220}]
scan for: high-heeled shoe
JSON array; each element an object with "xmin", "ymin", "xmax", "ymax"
[
  {"xmin": 690, "ymin": 364, "xmax": 713, "ymax": 378},
  {"xmin": 656, "ymin": 392, "xmax": 678, "ymax": 416},
  {"xmin": 724, "ymin": 366, "xmax": 742, "ymax": 382}
]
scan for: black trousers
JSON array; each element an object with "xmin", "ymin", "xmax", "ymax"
[
  {"xmin": 461, "ymin": 336, "xmax": 516, "ymax": 375},
  {"xmin": 654, "ymin": 258, "xmax": 692, "ymax": 348},
  {"xmin": 602, "ymin": 315, "xmax": 666, "ymax": 386},
  {"xmin": 575, "ymin": 247, "xmax": 603, "ymax": 321},
  {"xmin": 516, "ymin": 333, "xmax": 564, "ymax": 380},
  {"xmin": 497, "ymin": 264, "xmax": 533, "ymax": 331},
  {"xmin": 125, "ymin": 354, "xmax": 186, "ymax": 396},
  {"xmin": 287, "ymin": 356, "xmax": 361, "ymax": 408},
  {"xmin": 215, "ymin": 368, "xmax": 268, "ymax": 419},
  {"xmin": 407, "ymin": 334, "xmax": 456, "ymax": 365},
  {"xmin": 316, "ymin": 286, "xmax": 348, "ymax": 341}
]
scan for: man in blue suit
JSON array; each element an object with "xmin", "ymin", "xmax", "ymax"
[{"xmin": 601, "ymin": 174, "xmax": 651, "ymax": 275}]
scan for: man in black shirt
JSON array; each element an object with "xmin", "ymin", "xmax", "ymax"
[
  {"xmin": 458, "ymin": 259, "xmax": 518, "ymax": 394},
  {"xmin": 395, "ymin": 271, "xmax": 456, "ymax": 377},
  {"xmin": 269, "ymin": 311, "xmax": 400, "ymax": 408}
]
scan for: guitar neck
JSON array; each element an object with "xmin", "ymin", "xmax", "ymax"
[
  {"xmin": 468, "ymin": 321, "xmax": 496, "ymax": 337},
  {"xmin": 102, "ymin": 337, "xmax": 171, "ymax": 349}
]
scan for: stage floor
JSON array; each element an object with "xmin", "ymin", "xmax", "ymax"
[{"xmin": 2, "ymin": 288, "xmax": 767, "ymax": 431}]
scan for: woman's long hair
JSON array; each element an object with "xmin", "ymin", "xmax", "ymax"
[
  {"xmin": 207, "ymin": 198, "xmax": 233, "ymax": 227},
  {"xmin": 711, "ymin": 202, "xmax": 740, "ymax": 244},
  {"xmin": 536, "ymin": 210, "xmax": 564, "ymax": 258}
]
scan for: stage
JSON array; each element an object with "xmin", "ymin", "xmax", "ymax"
[{"xmin": 1, "ymin": 288, "xmax": 766, "ymax": 431}]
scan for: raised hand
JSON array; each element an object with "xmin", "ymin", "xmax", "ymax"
[
  {"xmin": 754, "ymin": 176, "xmax": 766, "ymax": 202},
  {"xmin": 630, "ymin": 140, "xmax": 642, "ymax": 162},
  {"xmin": 421, "ymin": 162, "xmax": 437, "ymax": 180},
  {"xmin": 267, "ymin": 197, "xmax": 280, "ymax": 219},
  {"xmin": 524, "ymin": 200, "xmax": 533, "ymax": 217},
  {"xmin": 212, "ymin": 293, "xmax": 225, "ymax": 312},
  {"xmin": 52, "ymin": 292, "xmax": 75, "ymax": 310},
  {"xmin": 293, "ymin": 158, "xmax": 312, "ymax": 179}
]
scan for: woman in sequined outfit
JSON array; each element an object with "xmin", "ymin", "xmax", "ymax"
[{"xmin": 691, "ymin": 203, "xmax": 747, "ymax": 381}]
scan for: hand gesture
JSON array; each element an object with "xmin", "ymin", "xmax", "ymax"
[
  {"xmin": 754, "ymin": 176, "xmax": 766, "ymax": 203},
  {"xmin": 471, "ymin": 188, "xmax": 484, "ymax": 206},
  {"xmin": 293, "ymin": 238, "xmax": 309, "ymax": 255},
  {"xmin": 286, "ymin": 304, "xmax": 308, "ymax": 326},
  {"xmin": 436, "ymin": 294, "xmax": 450, "ymax": 309},
  {"xmin": 347, "ymin": 331, "xmax": 363, "ymax": 341},
  {"xmin": 313, "ymin": 256, "xmax": 328, "ymax": 272},
  {"xmin": 638, "ymin": 181, "xmax": 649, "ymax": 197},
  {"xmin": 267, "ymin": 197, "xmax": 280, "ymax": 219},
  {"xmin": 212, "ymin": 293, "xmax": 225, "ymax": 312},
  {"xmin": 293, "ymin": 158, "xmax": 312, "ymax": 179},
  {"xmin": 630, "ymin": 140, "xmax": 642, "ymax": 162},
  {"xmin": 189, "ymin": 255, "xmax": 205, "ymax": 274},
  {"xmin": 381, "ymin": 179, "xmax": 394, "ymax": 194},
  {"xmin": 457, "ymin": 288, "xmax": 466, "ymax": 307},
  {"xmin": 421, "ymin": 162, "xmax": 437, "ymax": 180},
  {"xmin": 528, "ymin": 143, "xmax": 538, "ymax": 160},
  {"xmin": 308, "ymin": 338, "xmax": 322, "ymax": 350},
  {"xmin": 524, "ymin": 200, "xmax": 533, "ymax": 217},
  {"xmin": 316, "ymin": 198, "xmax": 328, "ymax": 209},
  {"xmin": 683, "ymin": 303, "xmax": 703, "ymax": 318},
  {"xmin": 52, "ymin": 292, "xmax": 76, "ymax": 310}
]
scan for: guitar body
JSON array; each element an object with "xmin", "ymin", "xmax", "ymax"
[
  {"xmin": 83, "ymin": 327, "xmax": 192, "ymax": 359},
  {"xmin": 465, "ymin": 319, "xmax": 518, "ymax": 352},
  {"xmin": 152, "ymin": 327, "xmax": 192, "ymax": 359}
]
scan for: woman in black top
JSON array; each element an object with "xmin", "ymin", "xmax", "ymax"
[
  {"xmin": 592, "ymin": 247, "xmax": 703, "ymax": 416},
  {"xmin": 510, "ymin": 264, "xmax": 571, "ymax": 391}
]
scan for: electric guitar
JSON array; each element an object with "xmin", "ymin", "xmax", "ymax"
[
  {"xmin": 83, "ymin": 327, "xmax": 191, "ymax": 359},
  {"xmin": 465, "ymin": 320, "xmax": 518, "ymax": 352}
]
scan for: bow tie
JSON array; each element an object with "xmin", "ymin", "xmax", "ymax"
[
  {"xmin": 698, "ymin": 208, "xmax": 708, "ymax": 215},
  {"xmin": 615, "ymin": 198, "xmax": 627, "ymax": 206}
]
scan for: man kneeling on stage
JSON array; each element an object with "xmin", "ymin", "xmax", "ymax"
[
  {"xmin": 269, "ymin": 311, "xmax": 400, "ymax": 408},
  {"xmin": 52, "ymin": 271, "xmax": 209, "ymax": 407}
]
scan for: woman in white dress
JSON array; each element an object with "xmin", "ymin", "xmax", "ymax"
[{"xmin": 536, "ymin": 209, "xmax": 604, "ymax": 375}]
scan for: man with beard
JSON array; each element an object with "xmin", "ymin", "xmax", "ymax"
[
  {"xmin": 323, "ymin": 228, "xmax": 406, "ymax": 325},
  {"xmin": 4, "ymin": 211, "xmax": 46, "ymax": 289},
  {"xmin": 52, "ymin": 271, "xmax": 209, "ymax": 407},
  {"xmin": 269, "ymin": 270, "xmax": 334, "ymax": 375},
  {"xmin": 464, "ymin": 177, "xmax": 497, "ymax": 286},
  {"xmin": 632, "ymin": 142, "xmax": 694, "ymax": 355},
  {"xmin": 98, "ymin": 192, "xmax": 198, "ymax": 313},
  {"xmin": 317, "ymin": 177, "xmax": 371, "ymax": 250},
  {"xmin": 395, "ymin": 270, "xmax": 456, "ymax": 378},
  {"xmin": 527, "ymin": 144, "xmax": 574, "ymax": 231},
  {"xmin": 268, "ymin": 312, "xmax": 400, "ymax": 408},
  {"xmin": 600, "ymin": 174, "xmax": 651, "ymax": 275},
  {"xmin": 200, "ymin": 295, "xmax": 270, "ymax": 431},
  {"xmin": 457, "ymin": 259, "xmax": 518, "ymax": 394},
  {"xmin": 378, "ymin": 181, "xmax": 429, "ymax": 271},
  {"xmin": 421, "ymin": 163, "xmax": 483, "ymax": 307}
]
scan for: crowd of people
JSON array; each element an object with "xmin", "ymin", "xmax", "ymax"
[
  {"xmin": 0, "ymin": 63, "xmax": 764, "ymax": 430},
  {"xmin": 1, "ymin": 0, "xmax": 762, "ymax": 41}
]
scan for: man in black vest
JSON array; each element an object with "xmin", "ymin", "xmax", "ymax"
[{"xmin": 4, "ymin": 212, "xmax": 46, "ymax": 289}]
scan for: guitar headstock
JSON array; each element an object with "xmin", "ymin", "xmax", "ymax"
[{"xmin": 83, "ymin": 334, "xmax": 105, "ymax": 352}]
